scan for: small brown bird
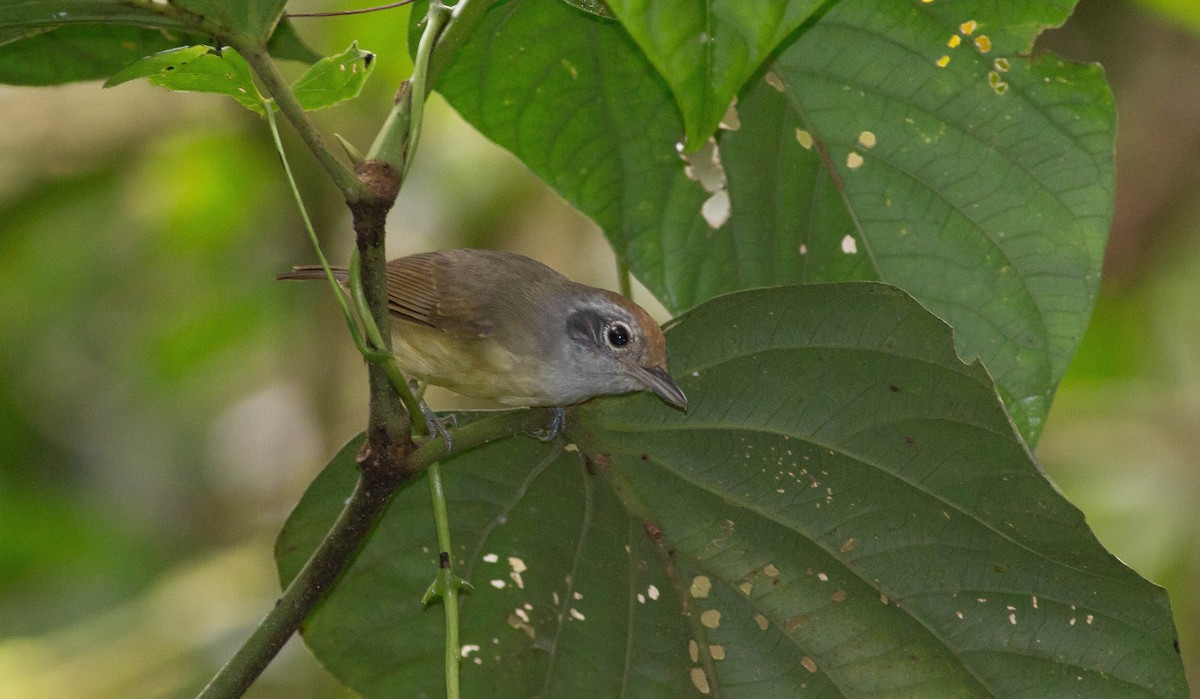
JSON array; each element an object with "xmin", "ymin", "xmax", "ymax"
[{"xmin": 279, "ymin": 249, "xmax": 687, "ymax": 411}]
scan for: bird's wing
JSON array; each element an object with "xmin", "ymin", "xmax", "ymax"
[{"xmin": 385, "ymin": 252, "xmax": 495, "ymax": 339}]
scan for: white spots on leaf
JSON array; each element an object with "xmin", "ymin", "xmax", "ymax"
[
  {"xmin": 1086, "ymin": 614, "xmax": 1094, "ymax": 625},
  {"xmin": 490, "ymin": 579, "xmax": 506, "ymax": 589},
  {"xmin": 799, "ymin": 243, "xmax": 807, "ymax": 255},
  {"xmin": 955, "ymin": 610, "xmax": 965, "ymax": 620},
  {"xmin": 508, "ymin": 556, "xmax": 527, "ymax": 589},
  {"xmin": 569, "ymin": 608, "xmax": 586, "ymax": 621},
  {"xmin": 801, "ymin": 656, "xmax": 818, "ymax": 673},
  {"xmin": 764, "ymin": 71, "xmax": 785, "ymax": 92},
  {"xmin": 709, "ymin": 644, "xmax": 726, "ymax": 661},
  {"xmin": 1009, "ymin": 612, "xmax": 1017, "ymax": 625},
  {"xmin": 754, "ymin": 614, "xmax": 770, "ymax": 630},
  {"xmin": 817, "ymin": 572, "xmax": 829, "ymax": 582},
  {"xmin": 679, "ymin": 138, "xmax": 729, "ymax": 229},
  {"xmin": 700, "ymin": 609, "xmax": 721, "ymax": 629},
  {"xmin": 690, "ymin": 575, "xmax": 712, "ymax": 599},
  {"xmin": 841, "ymin": 235, "xmax": 858, "ymax": 254},
  {"xmin": 572, "ymin": 591, "xmax": 583, "ymax": 600},
  {"xmin": 637, "ymin": 593, "xmax": 646, "ymax": 604},
  {"xmin": 857, "ymin": 131, "xmax": 876, "ymax": 149},
  {"xmin": 1070, "ymin": 617, "xmax": 1077, "ymax": 626},
  {"xmin": 795, "ymin": 128, "xmax": 814, "ymax": 149},
  {"xmin": 514, "ymin": 607, "xmax": 530, "ymax": 623},
  {"xmin": 846, "ymin": 152, "xmax": 864, "ymax": 169},
  {"xmin": 691, "ymin": 667, "xmax": 711, "ymax": 694},
  {"xmin": 482, "ymin": 553, "xmax": 498, "ymax": 563},
  {"xmin": 688, "ymin": 640, "xmax": 699, "ymax": 662},
  {"xmin": 763, "ymin": 563, "xmax": 781, "ymax": 578},
  {"xmin": 1032, "ymin": 595, "xmax": 1039, "ymax": 609},
  {"xmin": 648, "ymin": 584, "xmax": 660, "ymax": 601},
  {"xmin": 839, "ymin": 537, "xmax": 857, "ymax": 553},
  {"xmin": 702, "ymin": 190, "xmax": 730, "ymax": 229},
  {"xmin": 460, "ymin": 644, "xmax": 480, "ymax": 658},
  {"xmin": 739, "ymin": 581, "xmax": 753, "ymax": 596}
]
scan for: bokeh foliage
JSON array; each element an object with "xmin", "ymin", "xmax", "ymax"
[{"xmin": 0, "ymin": 0, "xmax": 1197, "ymax": 697}]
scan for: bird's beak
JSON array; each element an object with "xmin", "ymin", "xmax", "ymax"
[{"xmin": 630, "ymin": 364, "xmax": 688, "ymax": 411}]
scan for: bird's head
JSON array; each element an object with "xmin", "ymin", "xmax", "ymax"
[{"xmin": 562, "ymin": 289, "xmax": 687, "ymax": 410}]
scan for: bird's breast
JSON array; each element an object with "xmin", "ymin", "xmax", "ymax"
[{"xmin": 390, "ymin": 323, "xmax": 567, "ymax": 406}]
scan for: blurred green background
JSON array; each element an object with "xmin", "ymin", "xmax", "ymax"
[{"xmin": 0, "ymin": 1, "xmax": 1197, "ymax": 696}]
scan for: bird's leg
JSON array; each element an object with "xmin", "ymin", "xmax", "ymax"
[
  {"xmin": 527, "ymin": 406, "xmax": 565, "ymax": 442},
  {"xmin": 410, "ymin": 379, "xmax": 455, "ymax": 451}
]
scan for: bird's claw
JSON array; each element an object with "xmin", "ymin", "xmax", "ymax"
[
  {"xmin": 527, "ymin": 407, "xmax": 565, "ymax": 442},
  {"xmin": 420, "ymin": 401, "xmax": 455, "ymax": 451}
]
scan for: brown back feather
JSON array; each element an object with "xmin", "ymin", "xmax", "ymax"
[{"xmin": 385, "ymin": 253, "xmax": 495, "ymax": 338}]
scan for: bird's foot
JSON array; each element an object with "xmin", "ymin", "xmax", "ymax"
[
  {"xmin": 420, "ymin": 401, "xmax": 456, "ymax": 452},
  {"xmin": 527, "ymin": 407, "xmax": 565, "ymax": 443}
]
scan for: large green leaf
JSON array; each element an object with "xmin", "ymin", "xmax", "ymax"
[
  {"xmin": 277, "ymin": 430, "xmax": 696, "ymax": 697},
  {"xmin": 278, "ymin": 285, "xmax": 1185, "ymax": 697},
  {"xmin": 0, "ymin": 24, "xmax": 192, "ymax": 84},
  {"xmin": 604, "ymin": 0, "xmax": 825, "ymax": 151},
  {"xmin": 424, "ymin": 0, "xmax": 1113, "ymax": 445}
]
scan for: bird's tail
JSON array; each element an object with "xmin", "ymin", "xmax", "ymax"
[{"xmin": 276, "ymin": 265, "xmax": 349, "ymax": 283}]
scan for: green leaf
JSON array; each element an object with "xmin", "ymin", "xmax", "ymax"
[
  {"xmin": 424, "ymin": 0, "xmax": 1114, "ymax": 445},
  {"xmin": 291, "ymin": 42, "xmax": 376, "ymax": 112},
  {"xmin": 605, "ymin": 0, "xmax": 824, "ymax": 151},
  {"xmin": 266, "ymin": 17, "xmax": 322, "ymax": 64},
  {"xmin": 0, "ymin": 24, "xmax": 193, "ymax": 85},
  {"xmin": 104, "ymin": 45, "xmax": 265, "ymax": 114},
  {"xmin": 278, "ymin": 285, "xmax": 1186, "ymax": 697},
  {"xmin": 170, "ymin": 0, "xmax": 287, "ymax": 42}
]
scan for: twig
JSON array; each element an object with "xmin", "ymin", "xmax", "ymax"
[{"xmin": 288, "ymin": 0, "xmax": 417, "ymax": 18}]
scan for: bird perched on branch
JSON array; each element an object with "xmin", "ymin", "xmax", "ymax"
[{"xmin": 279, "ymin": 248, "xmax": 687, "ymax": 412}]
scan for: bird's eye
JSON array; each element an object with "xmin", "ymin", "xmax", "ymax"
[{"xmin": 607, "ymin": 323, "xmax": 630, "ymax": 347}]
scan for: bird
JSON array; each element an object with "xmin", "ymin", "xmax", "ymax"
[{"xmin": 278, "ymin": 249, "xmax": 687, "ymax": 412}]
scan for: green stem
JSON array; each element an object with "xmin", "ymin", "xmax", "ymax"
[
  {"xmin": 368, "ymin": 0, "xmax": 451, "ymax": 175},
  {"xmin": 265, "ymin": 105, "xmax": 375, "ymax": 358},
  {"xmin": 427, "ymin": 462, "xmax": 463, "ymax": 699},
  {"xmin": 197, "ymin": 408, "xmax": 554, "ymax": 699},
  {"xmin": 348, "ymin": 250, "xmax": 431, "ymax": 435},
  {"xmin": 236, "ymin": 41, "xmax": 364, "ymax": 202}
]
